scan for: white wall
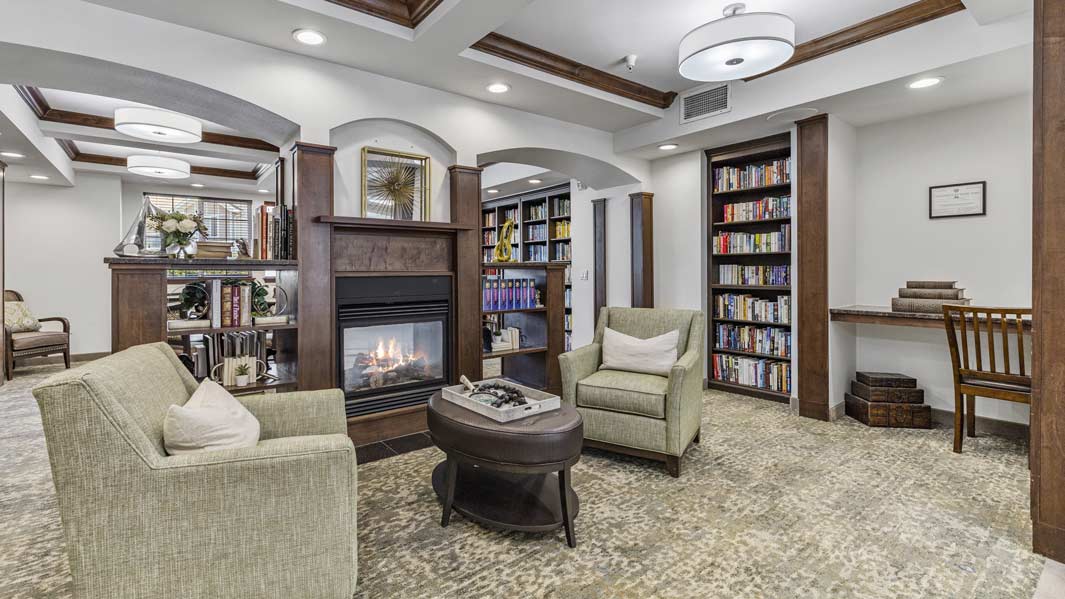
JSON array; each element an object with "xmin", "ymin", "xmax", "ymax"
[
  {"xmin": 827, "ymin": 116, "xmax": 858, "ymax": 414},
  {"xmin": 853, "ymin": 94, "xmax": 1033, "ymax": 423},
  {"xmin": 6, "ymin": 173, "xmax": 122, "ymax": 355},
  {"xmin": 330, "ymin": 118, "xmax": 456, "ymax": 221}
]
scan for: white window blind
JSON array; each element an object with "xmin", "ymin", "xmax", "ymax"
[{"xmin": 144, "ymin": 194, "xmax": 251, "ymax": 250}]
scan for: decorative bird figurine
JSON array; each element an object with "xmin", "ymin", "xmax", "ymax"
[{"xmin": 493, "ymin": 219, "xmax": 515, "ymax": 262}]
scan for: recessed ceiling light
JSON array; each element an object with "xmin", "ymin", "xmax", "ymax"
[
  {"xmin": 190, "ymin": 183, "xmax": 205, "ymax": 188},
  {"xmin": 908, "ymin": 77, "xmax": 943, "ymax": 89},
  {"xmin": 487, "ymin": 189, "xmax": 499, "ymax": 194},
  {"xmin": 258, "ymin": 189, "xmax": 271, "ymax": 194},
  {"xmin": 486, "ymin": 83, "xmax": 510, "ymax": 94},
  {"xmin": 127, "ymin": 155, "xmax": 191, "ymax": 179},
  {"xmin": 115, "ymin": 107, "xmax": 202, "ymax": 144},
  {"xmin": 0, "ymin": 151, "xmax": 25, "ymax": 158},
  {"xmin": 658, "ymin": 143, "xmax": 679, "ymax": 151},
  {"xmin": 528, "ymin": 179, "xmax": 542, "ymax": 184},
  {"xmin": 30, "ymin": 174, "xmax": 49, "ymax": 180},
  {"xmin": 293, "ymin": 28, "xmax": 327, "ymax": 46},
  {"xmin": 679, "ymin": 3, "xmax": 795, "ymax": 81}
]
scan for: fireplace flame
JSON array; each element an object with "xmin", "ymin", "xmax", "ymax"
[{"xmin": 369, "ymin": 337, "xmax": 417, "ymax": 370}]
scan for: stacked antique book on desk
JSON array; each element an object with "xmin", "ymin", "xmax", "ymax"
[
  {"xmin": 845, "ymin": 371, "xmax": 931, "ymax": 429},
  {"xmin": 890, "ymin": 280, "xmax": 970, "ymax": 313}
]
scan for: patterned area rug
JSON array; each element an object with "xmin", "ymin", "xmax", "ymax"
[{"xmin": 1, "ymin": 364, "xmax": 1043, "ymax": 598}]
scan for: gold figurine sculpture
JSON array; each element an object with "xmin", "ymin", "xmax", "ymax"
[{"xmin": 493, "ymin": 219, "xmax": 516, "ymax": 262}]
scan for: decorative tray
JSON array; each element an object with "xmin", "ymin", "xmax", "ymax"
[{"xmin": 441, "ymin": 378, "xmax": 560, "ymax": 423}]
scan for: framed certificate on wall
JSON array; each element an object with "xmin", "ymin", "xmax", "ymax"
[{"xmin": 929, "ymin": 181, "xmax": 987, "ymax": 219}]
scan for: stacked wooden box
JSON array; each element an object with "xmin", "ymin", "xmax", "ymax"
[
  {"xmin": 890, "ymin": 280, "xmax": 970, "ymax": 313},
  {"xmin": 845, "ymin": 371, "xmax": 931, "ymax": 429}
]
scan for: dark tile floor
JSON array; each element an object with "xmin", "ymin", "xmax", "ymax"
[{"xmin": 355, "ymin": 432, "xmax": 434, "ymax": 465}]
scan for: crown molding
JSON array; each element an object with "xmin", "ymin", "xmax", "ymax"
[
  {"xmin": 14, "ymin": 85, "xmax": 279, "ymax": 153},
  {"xmin": 746, "ymin": 0, "xmax": 967, "ymax": 81},
  {"xmin": 471, "ymin": 33, "xmax": 677, "ymax": 110},
  {"xmin": 325, "ymin": 0, "xmax": 445, "ymax": 28}
]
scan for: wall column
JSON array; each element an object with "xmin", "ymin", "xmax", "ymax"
[
  {"xmin": 796, "ymin": 115, "xmax": 830, "ymax": 421},
  {"xmin": 630, "ymin": 192, "xmax": 654, "ymax": 308},
  {"xmin": 1032, "ymin": 0, "xmax": 1065, "ymax": 562},
  {"xmin": 291, "ymin": 142, "xmax": 336, "ymax": 391},
  {"xmin": 449, "ymin": 165, "xmax": 484, "ymax": 383}
]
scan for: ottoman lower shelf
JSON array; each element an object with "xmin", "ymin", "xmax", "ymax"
[
  {"xmin": 431, "ymin": 461, "xmax": 579, "ymax": 532},
  {"xmin": 845, "ymin": 393, "xmax": 931, "ymax": 429}
]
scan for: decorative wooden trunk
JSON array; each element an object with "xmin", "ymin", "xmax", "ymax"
[
  {"xmin": 855, "ymin": 371, "xmax": 917, "ymax": 388},
  {"xmin": 845, "ymin": 393, "xmax": 931, "ymax": 429},
  {"xmin": 850, "ymin": 380, "xmax": 924, "ymax": 404}
]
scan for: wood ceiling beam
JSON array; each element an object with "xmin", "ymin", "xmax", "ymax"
[
  {"xmin": 72, "ymin": 151, "xmax": 260, "ymax": 180},
  {"xmin": 325, "ymin": 0, "xmax": 445, "ymax": 28},
  {"xmin": 471, "ymin": 33, "xmax": 677, "ymax": 110},
  {"xmin": 13, "ymin": 85, "xmax": 279, "ymax": 153},
  {"xmin": 746, "ymin": 0, "xmax": 967, "ymax": 81}
]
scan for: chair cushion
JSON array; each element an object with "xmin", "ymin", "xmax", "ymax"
[
  {"xmin": 601, "ymin": 327, "xmax": 678, "ymax": 376},
  {"xmin": 163, "ymin": 380, "xmax": 261, "ymax": 455},
  {"xmin": 5, "ymin": 301, "xmax": 41, "ymax": 333},
  {"xmin": 10, "ymin": 330, "xmax": 68, "ymax": 351},
  {"xmin": 578, "ymin": 369, "xmax": 668, "ymax": 419},
  {"xmin": 961, "ymin": 376, "xmax": 1032, "ymax": 394},
  {"xmin": 598, "ymin": 307, "xmax": 695, "ymax": 355}
]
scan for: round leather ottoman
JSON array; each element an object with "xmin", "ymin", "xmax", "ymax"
[{"xmin": 427, "ymin": 391, "xmax": 583, "ymax": 547}]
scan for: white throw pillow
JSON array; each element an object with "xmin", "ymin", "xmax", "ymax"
[
  {"xmin": 163, "ymin": 380, "xmax": 261, "ymax": 455},
  {"xmin": 600, "ymin": 327, "xmax": 679, "ymax": 377}
]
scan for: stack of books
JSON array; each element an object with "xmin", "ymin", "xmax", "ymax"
[
  {"xmin": 482, "ymin": 277, "xmax": 539, "ymax": 311},
  {"xmin": 890, "ymin": 280, "xmax": 970, "ymax": 313}
]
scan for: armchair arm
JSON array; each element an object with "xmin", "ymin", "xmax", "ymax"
[
  {"xmin": 237, "ymin": 388, "xmax": 347, "ymax": 440},
  {"xmin": 38, "ymin": 316, "xmax": 70, "ymax": 333},
  {"xmin": 159, "ymin": 432, "xmax": 353, "ymax": 469},
  {"xmin": 665, "ymin": 349, "xmax": 703, "ymax": 454},
  {"xmin": 558, "ymin": 342, "xmax": 601, "ymax": 407}
]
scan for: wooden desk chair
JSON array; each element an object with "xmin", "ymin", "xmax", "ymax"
[{"xmin": 942, "ymin": 305, "xmax": 1031, "ymax": 453}]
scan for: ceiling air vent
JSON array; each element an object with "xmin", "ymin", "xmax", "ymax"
[{"xmin": 679, "ymin": 83, "xmax": 731, "ymax": 124}]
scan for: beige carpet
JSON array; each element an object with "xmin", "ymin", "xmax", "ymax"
[{"xmin": 1, "ymin": 363, "xmax": 1044, "ymax": 598}]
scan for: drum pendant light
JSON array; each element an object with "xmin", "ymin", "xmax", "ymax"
[{"xmin": 678, "ymin": 3, "xmax": 795, "ymax": 82}]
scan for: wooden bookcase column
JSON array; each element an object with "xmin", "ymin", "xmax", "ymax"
[{"xmin": 630, "ymin": 192, "xmax": 654, "ymax": 308}]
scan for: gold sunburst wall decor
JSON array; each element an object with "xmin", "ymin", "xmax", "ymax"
[{"xmin": 361, "ymin": 147, "xmax": 430, "ymax": 221}]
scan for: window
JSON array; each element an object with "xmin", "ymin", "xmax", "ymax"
[{"xmin": 144, "ymin": 194, "xmax": 252, "ymax": 250}]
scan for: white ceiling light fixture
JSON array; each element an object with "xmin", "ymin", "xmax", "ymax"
[
  {"xmin": 487, "ymin": 189, "xmax": 499, "ymax": 194},
  {"xmin": 30, "ymin": 174, "xmax": 50, "ymax": 180},
  {"xmin": 658, "ymin": 143, "xmax": 679, "ymax": 151},
  {"xmin": 528, "ymin": 179, "xmax": 542, "ymax": 184},
  {"xmin": 908, "ymin": 77, "xmax": 943, "ymax": 89},
  {"xmin": 190, "ymin": 183, "xmax": 205, "ymax": 188},
  {"xmin": 1, "ymin": 151, "xmax": 25, "ymax": 158},
  {"xmin": 115, "ymin": 107, "xmax": 202, "ymax": 144},
  {"xmin": 766, "ymin": 107, "xmax": 819, "ymax": 122},
  {"xmin": 258, "ymin": 189, "xmax": 271, "ymax": 194},
  {"xmin": 486, "ymin": 83, "xmax": 511, "ymax": 94},
  {"xmin": 293, "ymin": 28, "xmax": 327, "ymax": 46},
  {"xmin": 678, "ymin": 3, "xmax": 795, "ymax": 82},
  {"xmin": 127, "ymin": 155, "xmax": 191, "ymax": 179}
]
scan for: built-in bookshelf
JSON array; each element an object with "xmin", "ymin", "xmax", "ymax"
[
  {"xmin": 706, "ymin": 134, "xmax": 793, "ymax": 403},
  {"xmin": 482, "ymin": 183, "xmax": 573, "ymax": 351}
]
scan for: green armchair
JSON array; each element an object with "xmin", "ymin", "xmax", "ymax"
[
  {"xmin": 559, "ymin": 307, "xmax": 705, "ymax": 477},
  {"xmin": 32, "ymin": 343, "xmax": 357, "ymax": 599}
]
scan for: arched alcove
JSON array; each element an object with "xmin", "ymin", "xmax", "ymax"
[
  {"xmin": 330, "ymin": 118, "xmax": 458, "ymax": 221},
  {"xmin": 0, "ymin": 42, "xmax": 298, "ymax": 145},
  {"xmin": 476, "ymin": 147, "xmax": 640, "ymax": 190}
]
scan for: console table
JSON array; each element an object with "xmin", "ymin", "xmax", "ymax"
[{"xmin": 830, "ymin": 305, "xmax": 1033, "ymax": 331}]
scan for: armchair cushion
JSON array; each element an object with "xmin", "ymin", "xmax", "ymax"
[
  {"xmin": 163, "ymin": 381, "xmax": 260, "ymax": 455},
  {"xmin": 601, "ymin": 326, "xmax": 678, "ymax": 376},
  {"xmin": 577, "ymin": 369, "xmax": 668, "ymax": 419},
  {"xmin": 10, "ymin": 330, "xmax": 68, "ymax": 350},
  {"xmin": 5, "ymin": 300, "xmax": 41, "ymax": 333}
]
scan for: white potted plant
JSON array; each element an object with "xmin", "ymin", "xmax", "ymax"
[{"xmin": 234, "ymin": 363, "xmax": 251, "ymax": 387}]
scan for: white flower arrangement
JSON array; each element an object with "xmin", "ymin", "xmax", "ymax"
[{"xmin": 147, "ymin": 211, "xmax": 207, "ymax": 250}]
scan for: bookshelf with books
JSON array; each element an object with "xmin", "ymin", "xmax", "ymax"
[
  {"xmin": 706, "ymin": 133, "xmax": 793, "ymax": 403},
  {"xmin": 480, "ymin": 262, "xmax": 566, "ymax": 393},
  {"xmin": 482, "ymin": 183, "xmax": 574, "ymax": 354}
]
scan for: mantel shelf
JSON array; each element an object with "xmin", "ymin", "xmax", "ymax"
[
  {"xmin": 317, "ymin": 216, "xmax": 476, "ymax": 231},
  {"xmin": 104, "ymin": 257, "xmax": 299, "ymax": 269}
]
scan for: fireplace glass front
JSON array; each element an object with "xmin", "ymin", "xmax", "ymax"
[{"xmin": 341, "ymin": 321, "xmax": 444, "ymax": 394}]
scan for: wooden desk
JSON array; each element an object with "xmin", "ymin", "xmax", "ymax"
[{"xmin": 830, "ymin": 305, "xmax": 1033, "ymax": 331}]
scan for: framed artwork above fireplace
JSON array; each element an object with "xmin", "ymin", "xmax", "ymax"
[{"xmin": 361, "ymin": 146, "xmax": 430, "ymax": 221}]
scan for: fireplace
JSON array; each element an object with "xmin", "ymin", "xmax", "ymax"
[{"xmin": 336, "ymin": 276, "xmax": 451, "ymax": 417}]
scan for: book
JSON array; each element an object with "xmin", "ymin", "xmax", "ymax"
[
  {"xmin": 891, "ymin": 297, "xmax": 971, "ymax": 313},
  {"xmin": 167, "ymin": 319, "xmax": 211, "ymax": 331},
  {"xmin": 240, "ymin": 287, "xmax": 252, "ymax": 327},
  {"xmin": 905, "ymin": 280, "xmax": 958, "ymax": 289},
  {"xmin": 221, "ymin": 285, "xmax": 233, "ymax": 327},
  {"xmin": 210, "ymin": 279, "xmax": 222, "ymax": 329},
  {"xmin": 897, "ymin": 287, "xmax": 965, "ymax": 299}
]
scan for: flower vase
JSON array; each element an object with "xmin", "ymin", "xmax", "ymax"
[{"xmin": 167, "ymin": 242, "xmax": 192, "ymax": 259}]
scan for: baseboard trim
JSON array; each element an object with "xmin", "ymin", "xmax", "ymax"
[
  {"xmin": 929, "ymin": 408, "xmax": 1029, "ymax": 441},
  {"xmin": 828, "ymin": 401, "xmax": 846, "ymax": 421}
]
